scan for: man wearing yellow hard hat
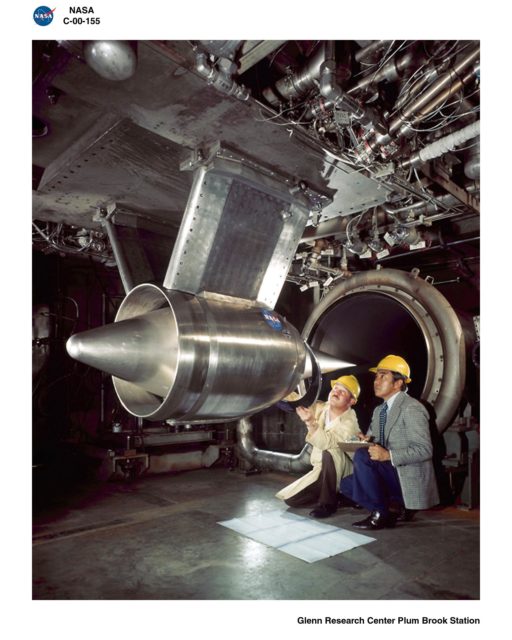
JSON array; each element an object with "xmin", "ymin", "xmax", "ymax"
[
  {"xmin": 275, "ymin": 375, "xmax": 360, "ymax": 518},
  {"xmin": 340, "ymin": 355, "xmax": 439, "ymax": 530}
]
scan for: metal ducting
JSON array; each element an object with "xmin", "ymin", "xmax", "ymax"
[
  {"xmin": 236, "ymin": 417, "xmax": 312, "ymax": 473},
  {"xmin": 464, "ymin": 141, "xmax": 480, "ymax": 180},
  {"xmin": 262, "ymin": 43, "xmax": 326, "ymax": 106}
]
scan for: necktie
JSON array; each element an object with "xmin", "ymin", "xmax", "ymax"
[{"xmin": 379, "ymin": 403, "xmax": 388, "ymax": 446}]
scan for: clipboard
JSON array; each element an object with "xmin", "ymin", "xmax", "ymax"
[{"xmin": 339, "ymin": 441, "xmax": 372, "ymax": 452}]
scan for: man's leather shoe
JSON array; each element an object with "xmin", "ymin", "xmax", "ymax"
[
  {"xmin": 396, "ymin": 507, "xmax": 416, "ymax": 522},
  {"xmin": 352, "ymin": 510, "xmax": 396, "ymax": 530},
  {"xmin": 309, "ymin": 504, "xmax": 336, "ymax": 518},
  {"xmin": 389, "ymin": 502, "xmax": 416, "ymax": 522}
]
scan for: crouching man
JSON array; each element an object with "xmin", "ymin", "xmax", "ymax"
[
  {"xmin": 275, "ymin": 375, "xmax": 360, "ymax": 518},
  {"xmin": 340, "ymin": 355, "xmax": 439, "ymax": 530}
]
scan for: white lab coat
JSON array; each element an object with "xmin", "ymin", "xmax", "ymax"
[{"xmin": 275, "ymin": 402, "xmax": 359, "ymax": 501}]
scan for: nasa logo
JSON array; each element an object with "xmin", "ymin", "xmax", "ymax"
[
  {"xmin": 261, "ymin": 309, "xmax": 283, "ymax": 331},
  {"xmin": 33, "ymin": 6, "xmax": 55, "ymax": 25}
]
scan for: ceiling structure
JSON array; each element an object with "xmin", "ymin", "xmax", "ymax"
[{"xmin": 32, "ymin": 39, "xmax": 480, "ymax": 303}]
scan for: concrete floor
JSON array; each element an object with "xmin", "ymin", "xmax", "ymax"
[{"xmin": 33, "ymin": 466, "xmax": 479, "ymax": 600}]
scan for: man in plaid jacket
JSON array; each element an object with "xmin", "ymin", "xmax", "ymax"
[{"xmin": 340, "ymin": 355, "xmax": 439, "ymax": 530}]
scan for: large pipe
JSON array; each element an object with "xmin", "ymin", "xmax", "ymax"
[
  {"xmin": 236, "ymin": 417, "xmax": 312, "ymax": 473},
  {"xmin": 348, "ymin": 50, "xmax": 415, "ymax": 95},
  {"xmin": 355, "ymin": 40, "xmax": 393, "ymax": 64},
  {"xmin": 319, "ymin": 42, "xmax": 367, "ymax": 122},
  {"xmin": 262, "ymin": 43, "xmax": 326, "ymax": 106},
  {"xmin": 398, "ymin": 65, "xmax": 479, "ymax": 139},
  {"xmin": 372, "ymin": 46, "xmax": 480, "ymax": 149},
  {"xmin": 400, "ymin": 120, "xmax": 480, "ymax": 170},
  {"xmin": 389, "ymin": 46, "xmax": 479, "ymax": 136},
  {"xmin": 392, "ymin": 65, "xmax": 441, "ymax": 113}
]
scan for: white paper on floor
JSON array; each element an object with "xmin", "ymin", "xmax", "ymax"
[{"xmin": 218, "ymin": 509, "xmax": 375, "ymax": 563}]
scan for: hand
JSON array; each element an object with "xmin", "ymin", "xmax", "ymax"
[
  {"xmin": 368, "ymin": 444, "xmax": 391, "ymax": 461},
  {"xmin": 357, "ymin": 432, "xmax": 371, "ymax": 442},
  {"xmin": 296, "ymin": 406, "xmax": 315, "ymax": 427}
]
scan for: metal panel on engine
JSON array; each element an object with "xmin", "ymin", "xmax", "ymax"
[{"xmin": 163, "ymin": 148, "xmax": 313, "ymax": 308}]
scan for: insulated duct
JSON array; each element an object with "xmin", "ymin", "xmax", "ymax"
[{"xmin": 400, "ymin": 120, "xmax": 480, "ymax": 171}]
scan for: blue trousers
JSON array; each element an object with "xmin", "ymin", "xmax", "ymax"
[{"xmin": 340, "ymin": 448, "xmax": 403, "ymax": 514}]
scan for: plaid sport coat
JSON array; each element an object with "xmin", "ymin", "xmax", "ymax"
[{"xmin": 369, "ymin": 391, "xmax": 439, "ymax": 509}]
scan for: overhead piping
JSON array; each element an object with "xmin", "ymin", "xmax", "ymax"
[
  {"xmin": 319, "ymin": 42, "xmax": 370, "ymax": 124},
  {"xmin": 400, "ymin": 120, "xmax": 480, "ymax": 170},
  {"xmin": 372, "ymin": 46, "xmax": 480, "ymax": 149},
  {"xmin": 348, "ymin": 50, "xmax": 416, "ymax": 95},
  {"xmin": 354, "ymin": 40, "xmax": 393, "ymax": 64},
  {"xmin": 262, "ymin": 43, "xmax": 326, "ymax": 107},
  {"xmin": 195, "ymin": 52, "xmax": 250, "ymax": 101},
  {"xmin": 393, "ymin": 65, "xmax": 441, "ymax": 112}
]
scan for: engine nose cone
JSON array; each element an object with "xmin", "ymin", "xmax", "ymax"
[
  {"xmin": 65, "ymin": 333, "xmax": 82, "ymax": 360},
  {"xmin": 65, "ymin": 308, "xmax": 178, "ymax": 397}
]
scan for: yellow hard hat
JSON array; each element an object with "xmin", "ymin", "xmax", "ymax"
[
  {"xmin": 369, "ymin": 355, "xmax": 411, "ymax": 383},
  {"xmin": 330, "ymin": 375, "xmax": 361, "ymax": 403}
]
